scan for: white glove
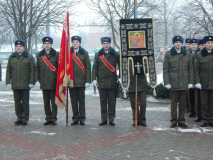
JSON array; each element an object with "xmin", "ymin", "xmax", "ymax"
[
  {"xmin": 7, "ymin": 84, "xmax": 11, "ymax": 89},
  {"xmin": 35, "ymin": 81, "xmax": 40, "ymax": 87},
  {"xmin": 188, "ymin": 84, "xmax": 193, "ymax": 89},
  {"xmin": 93, "ymin": 80, "xmax": 97, "ymax": 86},
  {"xmin": 164, "ymin": 84, "xmax": 171, "ymax": 89},
  {"xmin": 29, "ymin": 84, "xmax": 34, "ymax": 88},
  {"xmin": 195, "ymin": 83, "xmax": 202, "ymax": 89},
  {"xmin": 85, "ymin": 83, "xmax": 90, "ymax": 88}
]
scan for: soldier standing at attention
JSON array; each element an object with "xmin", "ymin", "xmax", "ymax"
[
  {"xmin": 36, "ymin": 37, "xmax": 59, "ymax": 125},
  {"xmin": 185, "ymin": 38, "xmax": 191, "ymax": 113},
  {"xmin": 70, "ymin": 36, "xmax": 91, "ymax": 126},
  {"xmin": 92, "ymin": 37, "xmax": 119, "ymax": 126},
  {"xmin": 163, "ymin": 36, "xmax": 194, "ymax": 128},
  {"xmin": 187, "ymin": 39, "xmax": 199, "ymax": 118},
  {"xmin": 6, "ymin": 40, "xmax": 35, "ymax": 125},
  {"xmin": 194, "ymin": 36, "xmax": 213, "ymax": 127},
  {"xmin": 198, "ymin": 39, "xmax": 205, "ymax": 51},
  {"xmin": 129, "ymin": 73, "xmax": 148, "ymax": 127},
  {"xmin": 185, "ymin": 38, "xmax": 191, "ymax": 50}
]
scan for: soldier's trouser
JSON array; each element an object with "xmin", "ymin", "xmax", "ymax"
[
  {"xmin": 186, "ymin": 90, "xmax": 189, "ymax": 110},
  {"xmin": 170, "ymin": 90, "xmax": 186, "ymax": 124},
  {"xmin": 13, "ymin": 89, "xmax": 29, "ymax": 121},
  {"xmin": 188, "ymin": 88, "xmax": 195, "ymax": 113},
  {"xmin": 42, "ymin": 90, "xmax": 57, "ymax": 122},
  {"xmin": 69, "ymin": 87, "xmax": 86, "ymax": 121},
  {"xmin": 129, "ymin": 91, "xmax": 147, "ymax": 123},
  {"xmin": 99, "ymin": 89, "xmax": 116, "ymax": 122},
  {"xmin": 200, "ymin": 89, "xmax": 213, "ymax": 123},
  {"xmin": 195, "ymin": 89, "xmax": 201, "ymax": 118}
]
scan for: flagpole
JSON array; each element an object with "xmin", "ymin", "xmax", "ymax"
[{"xmin": 66, "ymin": 86, "xmax": 69, "ymax": 125}]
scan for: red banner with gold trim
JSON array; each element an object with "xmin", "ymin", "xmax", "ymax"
[
  {"xmin": 55, "ymin": 12, "xmax": 73, "ymax": 109},
  {"xmin": 100, "ymin": 55, "xmax": 116, "ymax": 73}
]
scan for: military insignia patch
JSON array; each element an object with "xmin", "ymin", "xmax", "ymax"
[
  {"xmin": 18, "ymin": 41, "xmax": 20, "ymax": 43},
  {"xmin": 177, "ymin": 37, "xmax": 179, "ymax": 39},
  {"xmin": 210, "ymin": 37, "xmax": 212, "ymax": 39},
  {"xmin": 46, "ymin": 38, "xmax": 48, "ymax": 40},
  {"xmin": 193, "ymin": 40, "xmax": 195, "ymax": 42}
]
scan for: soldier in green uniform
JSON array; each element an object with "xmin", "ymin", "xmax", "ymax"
[
  {"xmin": 36, "ymin": 37, "xmax": 59, "ymax": 125},
  {"xmin": 92, "ymin": 37, "xmax": 119, "ymax": 126},
  {"xmin": 163, "ymin": 36, "xmax": 194, "ymax": 128},
  {"xmin": 70, "ymin": 36, "xmax": 91, "ymax": 126},
  {"xmin": 185, "ymin": 38, "xmax": 191, "ymax": 50},
  {"xmin": 187, "ymin": 39, "xmax": 199, "ymax": 118},
  {"xmin": 129, "ymin": 73, "xmax": 148, "ymax": 126},
  {"xmin": 185, "ymin": 38, "xmax": 191, "ymax": 113},
  {"xmin": 6, "ymin": 40, "xmax": 35, "ymax": 125},
  {"xmin": 194, "ymin": 36, "xmax": 213, "ymax": 127},
  {"xmin": 198, "ymin": 39, "xmax": 205, "ymax": 51},
  {"xmin": 194, "ymin": 39, "xmax": 204, "ymax": 122},
  {"xmin": 0, "ymin": 61, "xmax": 2, "ymax": 81}
]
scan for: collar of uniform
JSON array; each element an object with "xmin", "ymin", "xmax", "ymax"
[
  {"xmin": 170, "ymin": 46, "xmax": 187, "ymax": 55},
  {"xmin": 98, "ymin": 47, "xmax": 115, "ymax": 56},
  {"xmin": 71, "ymin": 46, "xmax": 86, "ymax": 54},
  {"xmin": 201, "ymin": 47, "xmax": 213, "ymax": 57},
  {"xmin": 11, "ymin": 50, "xmax": 29, "ymax": 58},
  {"xmin": 39, "ymin": 48, "xmax": 56, "ymax": 57}
]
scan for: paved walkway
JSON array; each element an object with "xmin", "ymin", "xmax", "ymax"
[{"xmin": 0, "ymin": 84, "xmax": 212, "ymax": 160}]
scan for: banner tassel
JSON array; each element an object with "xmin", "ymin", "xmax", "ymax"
[{"xmin": 153, "ymin": 88, "xmax": 157, "ymax": 96}]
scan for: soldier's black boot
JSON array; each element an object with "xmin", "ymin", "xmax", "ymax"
[
  {"xmin": 43, "ymin": 121, "xmax": 52, "ymax": 125},
  {"xmin": 109, "ymin": 121, "xmax": 115, "ymax": 126},
  {"xmin": 132, "ymin": 122, "xmax": 139, "ymax": 126},
  {"xmin": 71, "ymin": 121, "xmax": 78, "ymax": 126},
  {"xmin": 99, "ymin": 121, "xmax": 107, "ymax": 126},
  {"xmin": 178, "ymin": 123, "xmax": 188, "ymax": 128},
  {"xmin": 51, "ymin": 121, "xmax": 57, "ymax": 125},
  {"xmin": 188, "ymin": 112, "xmax": 195, "ymax": 117},
  {"xmin": 14, "ymin": 120, "xmax": 22, "ymax": 125},
  {"xmin": 170, "ymin": 123, "xmax": 177, "ymax": 128},
  {"xmin": 22, "ymin": 120, "xmax": 27, "ymax": 125},
  {"xmin": 195, "ymin": 117, "xmax": 201, "ymax": 122},
  {"xmin": 141, "ymin": 122, "xmax": 147, "ymax": 127},
  {"xmin": 80, "ymin": 121, "xmax": 85, "ymax": 126},
  {"xmin": 200, "ymin": 122, "xmax": 207, "ymax": 127}
]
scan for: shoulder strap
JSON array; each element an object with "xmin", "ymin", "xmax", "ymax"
[
  {"xmin": 41, "ymin": 55, "xmax": 57, "ymax": 73},
  {"xmin": 100, "ymin": 55, "xmax": 116, "ymax": 73},
  {"xmin": 71, "ymin": 53, "xmax": 86, "ymax": 74}
]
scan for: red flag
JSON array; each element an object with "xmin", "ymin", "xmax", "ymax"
[{"xmin": 55, "ymin": 11, "xmax": 73, "ymax": 109}]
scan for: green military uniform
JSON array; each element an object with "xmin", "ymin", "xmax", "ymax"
[
  {"xmin": 92, "ymin": 47, "xmax": 119, "ymax": 122},
  {"xmin": 187, "ymin": 49, "xmax": 196, "ymax": 116},
  {"xmin": 69, "ymin": 46, "xmax": 91, "ymax": 122},
  {"xmin": 194, "ymin": 47, "xmax": 213, "ymax": 124},
  {"xmin": 36, "ymin": 48, "xmax": 59, "ymax": 122},
  {"xmin": 128, "ymin": 72, "xmax": 148, "ymax": 124},
  {"xmin": 0, "ymin": 63, "xmax": 2, "ymax": 81},
  {"xmin": 6, "ymin": 50, "xmax": 35, "ymax": 122},
  {"xmin": 163, "ymin": 47, "xmax": 193, "ymax": 124}
]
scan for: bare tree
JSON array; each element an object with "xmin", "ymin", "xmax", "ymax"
[
  {"xmin": 152, "ymin": 0, "xmax": 178, "ymax": 47},
  {"xmin": 0, "ymin": 0, "xmax": 79, "ymax": 51},
  {"xmin": 179, "ymin": 0, "xmax": 213, "ymax": 37},
  {"xmin": 85, "ymin": 0, "xmax": 158, "ymax": 48}
]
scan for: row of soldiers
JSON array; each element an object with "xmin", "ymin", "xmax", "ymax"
[
  {"xmin": 163, "ymin": 35, "xmax": 213, "ymax": 128},
  {"xmin": 4, "ymin": 36, "xmax": 147, "ymax": 127}
]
